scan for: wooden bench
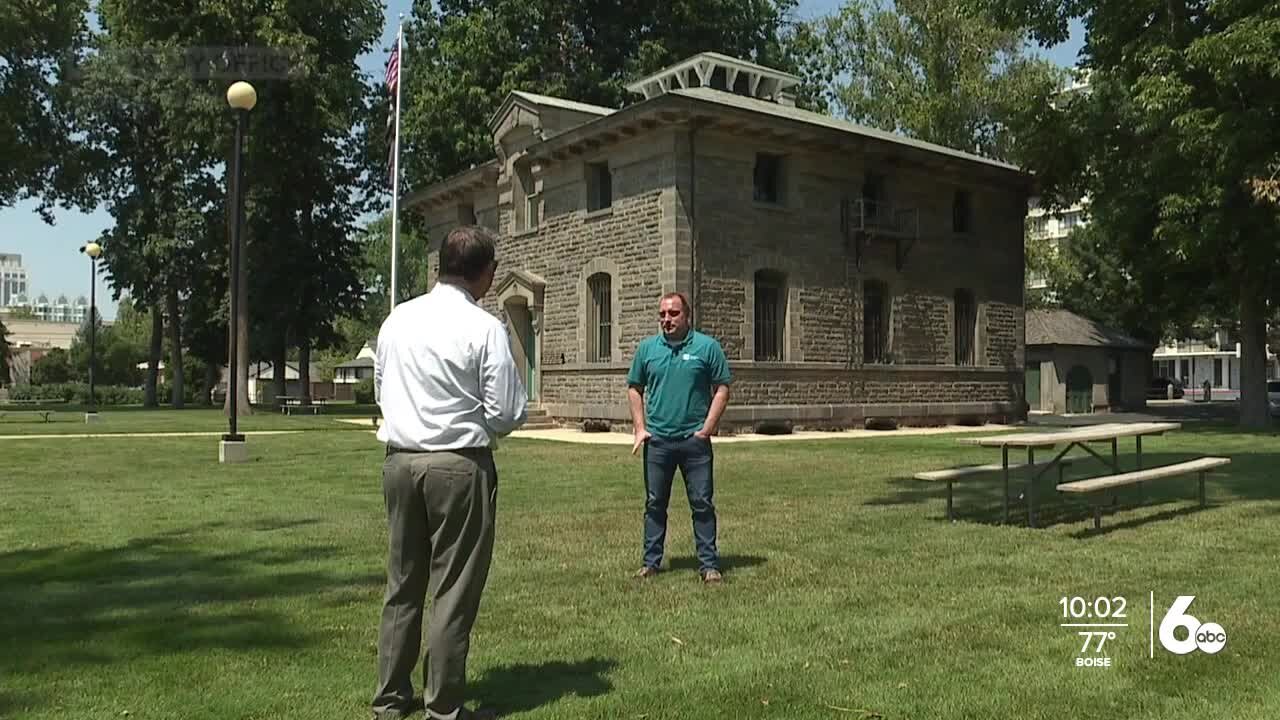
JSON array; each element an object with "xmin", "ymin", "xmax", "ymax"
[
  {"xmin": 1058, "ymin": 456, "xmax": 1231, "ymax": 529},
  {"xmin": 0, "ymin": 409, "xmax": 54, "ymax": 423},
  {"xmin": 915, "ymin": 458, "xmax": 1075, "ymax": 521}
]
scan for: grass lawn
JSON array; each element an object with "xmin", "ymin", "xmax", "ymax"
[
  {"xmin": 0, "ymin": 405, "xmax": 380, "ymax": 436},
  {"xmin": 3, "ymin": 423, "xmax": 1279, "ymax": 719}
]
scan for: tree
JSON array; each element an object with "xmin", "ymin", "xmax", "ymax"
[
  {"xmin": 31, "ymin": 348, "xmax": 72, "ymax": 385},
  {"xmin": 0, "ymin": 0, "xmax": 98, "ymax": 218},
  {"xmin": 397, "ymin": 0, "xmax": 815, "ymax": 189},
  {"xmin": 0, "ymin": 317, "xmax": 11, "ymax": 385},
  {"xmin": 987, "ymin": 0, "xmax": 1280, "ymax": 427},
  {"xmin": 812, "ymin": 0, "xmax": 1063, "ymax": 162}
]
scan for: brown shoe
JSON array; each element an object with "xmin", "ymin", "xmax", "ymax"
[
  {"xmin": 634, "ymin": 566, "xmax": 659, "ymax": 579},
  {"xmin": 701, "ymin": 569, "xmax": 723, "ymax": 584}
]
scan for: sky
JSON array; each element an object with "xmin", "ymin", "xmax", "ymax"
[{"xmin": 0, "ymin": 1, "xmax": 1083, "ymax": 321}]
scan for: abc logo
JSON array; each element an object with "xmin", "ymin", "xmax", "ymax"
[{"xmin": 1158, "ymin": 596, "xmax": 1226, "ymax": 655}]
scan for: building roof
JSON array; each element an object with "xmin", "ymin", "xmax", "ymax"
[
  {"xmin": 336, "ymin": 357, "xmax": 375, "ymax": 370},
  {"xmin": 669, "ymin": 87, "xmax": 1020, "ymax": 172},
  {"xmin": 409, "ymin": 54, "xmax": 1029, "ymax": 211},
  {"xmin": 626, "ymin": 52, "xmax": 801, "ymax": 102},
  {"xmin": 510, "ymin": 91, "xmax": 615, "ymax": 118},
  {"xmin": 1026, "ymin": 309, "xmax": 1151, "ymax": 350}
]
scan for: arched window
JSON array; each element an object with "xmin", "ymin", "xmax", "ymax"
[{"xmin": 586, "ymin": 272, "xmax": 612, "ymax": 362}]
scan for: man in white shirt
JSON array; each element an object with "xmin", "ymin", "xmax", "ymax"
[{"xmin": 372, "ymin": 226, "xmax": 526, "ymax": 720}]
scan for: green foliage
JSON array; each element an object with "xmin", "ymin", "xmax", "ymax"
[
  {"xmin": 31, "ymin": 348, "xmax": 72, "ymax": 385},
  {"xmin": 810, "ymin": 0, "xmax": 1064, "ymax": 162},
  {"xmin": 354, "ymin": 377, "xmax": 375, "ymax": 404},
  {"xmin": 0, "ymin": 0, "xmax": 97, "ymax": 218},
  {"xmin": 0, "ymin": 317, "xmax": 11, "ymax": 385},
  {"xmin": 398, "ymin": 0, "xmax": 814, "ymax": 189},
  {"xmin": 7, "ymin": 382, "xmax": 144, "ymax": 405},
  {"xmin": 988, "ymin": 0, "xmax": 1280, "ymax": 425},
  {"xmin": 68, "ymin": 312, "xmax": 147, "ymax": 387}
]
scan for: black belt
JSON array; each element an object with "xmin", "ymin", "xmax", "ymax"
[{"xmin": 386, "ymin": 444, "xmax": 492, "ymax": 457}]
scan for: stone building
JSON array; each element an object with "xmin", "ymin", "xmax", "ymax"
[{"xmin": 405, "ymin": 53, "xmax": 1031, "ymax": 432}]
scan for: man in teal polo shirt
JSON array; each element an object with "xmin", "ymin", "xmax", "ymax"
[{"xmin": 626, "ymin": 292, "xmax": 731, "ymax": 584}]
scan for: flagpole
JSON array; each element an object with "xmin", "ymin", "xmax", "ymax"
[{"xmin": 389, "ymin": 16, "xmax": 404, "ymax": 311}]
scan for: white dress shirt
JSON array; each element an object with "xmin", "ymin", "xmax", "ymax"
[{"xmin": 375, "ymin": 282, "xmax": 528, "ymax": 451}]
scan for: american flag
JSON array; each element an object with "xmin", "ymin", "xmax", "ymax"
[
  {"xmin": 385, "ymin": 42, "xmax": 400, "ymax": 94},
  {"xmin": 384, "ymin": 39, "xmax": 401, "ymax": 182}
]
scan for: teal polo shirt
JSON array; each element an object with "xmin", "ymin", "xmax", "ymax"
[{"xmin": 626, "ymin": 330, "xmax": 732, "ymax": 439}]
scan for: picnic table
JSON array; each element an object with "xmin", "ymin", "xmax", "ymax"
[
  {"xmin": 0, "ymin": 399, "xmax": 59, "ymax": 423},
  {"xmin": 278, "ymin": 396, "xmax": 328, "ymax": 415},
  {"xmin": 952, "ymin": 420, "xmax": 1177, "ymax": 527}
]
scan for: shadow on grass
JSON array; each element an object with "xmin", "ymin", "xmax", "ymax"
[
  {"xmin": 473, "ymin": 657, "xmax": 618, "ymax": 715},
  {"xmin": 868, "ymin": 447, "xmax": 1280, "ymax": 532},
  {"xmin": 1067, "ymin": 503, "xmax": 1212, "ymax": 539},
  {"xmin": 0, "ymin": 521, "xmax": 381, "ymax": 703},
  {"xmin": 668, "ymin": 554, "xmax": 768, "ymax": 572}
]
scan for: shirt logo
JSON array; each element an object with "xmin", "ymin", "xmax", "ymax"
[{"xmin": 682, "ymin": 353, "xmax": 699, "ymax": 361}]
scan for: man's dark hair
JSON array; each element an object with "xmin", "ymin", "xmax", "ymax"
[{"xmin": 439, "ymin": 225, "xmax": 497, "ymax": 281}]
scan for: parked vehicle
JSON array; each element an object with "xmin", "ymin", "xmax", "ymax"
[
  {"xmin": 1268, "ymin": 380, "xmax": 1280, "ymax": 417},
  {"xmin": 1149, "ymin": 377, "xmax": 1185, "ymax": 400}
]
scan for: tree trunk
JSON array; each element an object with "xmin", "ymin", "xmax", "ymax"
[
  {"xmin": 1238, "ymin": 284, "xmax": 1270, "ymax": 428},
  {"xmin": 202, "ymin": 361, "xmax": 217, "ymax": 406},
  {"xmin": 299, "ymin": 335, "xmax": 312, "ymax": 405},
  {"xmin": 145, "ymin": 305, "xmax": 162, "ymax": 407},
  {"xmin": 272, "ymin": 345, "xmax": 287, "ymax": 408},
  {"xmin": 166, "ymin": 285, "xmax": 184, "ymax": 409}
]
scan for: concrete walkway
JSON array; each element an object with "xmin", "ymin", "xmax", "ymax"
[
  {"xmin": 0, "ymin": 430, "xmax": 303, "ymax": 441},
  {"xmin": 337, "ymin": 418, "xmax": 1013, "ymax": 445}
]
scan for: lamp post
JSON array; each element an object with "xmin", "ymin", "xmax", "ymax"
[
  {"xmin": 79, "ymin": 242, "xmax": 102, "ymax": 423},
  {"xmin": 221, "ymin": 80, "xmax": 256, "ymax": 464}
]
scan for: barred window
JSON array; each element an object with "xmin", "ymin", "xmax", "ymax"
[
  {"xmin": 587, "ymin": 273, "xmax": 612, "ymax": 362},
  {"xmin": 863, "ymin": 280, "xmax": 889, "ymax": 364},
  {"xmin": 954, "ymin": 289, "xmax": 976, "ymax": 366},
  {"xmin": 754, "ymin": 270, "xmax": 786, "ymax": 361}
]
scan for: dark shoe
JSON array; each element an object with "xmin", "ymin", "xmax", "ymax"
[
  {"xmin": 459, "ymin": 708, "xmax": 499, "ymax": 720},
  {"xmin": 634, "ymin": 566, "xmax": 659, "ymax": 579},
  {"xmin": 373, "ymin": 697, "xmax": 423, "ymax": 720},
  {"xmin": 701, "ymin": 569, "xmax": 723, "ymax": 584}
]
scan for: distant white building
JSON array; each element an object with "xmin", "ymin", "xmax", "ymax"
[
  {"xmin": 335, "ymin": 341, "xmax": 376, "ymax": 385},
  {"xmin": 1152, "ymin": 330, "xmax": 1279, "ymax": 397},
  {"xmin": 1026, "ymin": 196, "xmax": 1089, "ymax": 290},
  {"xmin": 13, "ymin": 293, "xmax": 90, "ymax": 324},
  {"xmin": 0, "ymin": 253, "xmax": 29, "ymax": 308}
]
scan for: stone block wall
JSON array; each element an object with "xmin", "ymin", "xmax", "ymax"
[{"xmin": 411, "ymin": 119, "xmax": 1029, "ymax": 430}]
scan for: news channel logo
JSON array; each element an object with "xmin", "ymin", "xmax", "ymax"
[{"xmin": 1060, "ymin": 593, "xmax": 1226, "ymax": 668}]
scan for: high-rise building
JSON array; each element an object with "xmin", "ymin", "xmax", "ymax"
[{"xmin": 0, "ymin": 253, "xmax": 29, "ymax": 308}]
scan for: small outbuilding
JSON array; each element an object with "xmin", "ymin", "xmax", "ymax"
[{"xmin": 1025, "ymin": 309, "xmax": 1152, "ymax": 414}]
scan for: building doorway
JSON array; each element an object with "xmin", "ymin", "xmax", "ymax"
[
  {"xmin": 503, "ymin": 299, "xmax": 538, "ymax": 402},
  {"xmin": 1065, "ymin": 365, "xmax": 1093, "ymax": 414}
]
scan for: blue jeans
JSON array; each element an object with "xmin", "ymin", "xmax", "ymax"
[{"xmin": 642, "ymin": 434, "xmax": 719, "ymax": 572}]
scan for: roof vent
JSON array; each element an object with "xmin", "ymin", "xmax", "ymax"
[{"xmin": 625, "ymin": 52, "xmax": 800, "ymax": 106}]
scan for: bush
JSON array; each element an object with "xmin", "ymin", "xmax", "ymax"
[
  {"xmin": 354, "ymin": 378, "xmax": 375, "ymax": 404},
  {"xmin": 6, "ymin": 383, "xmax": 144, "ymax": 405}
]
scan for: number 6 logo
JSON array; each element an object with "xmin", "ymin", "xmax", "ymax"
[{"xmin": 1159, "ymin": 596, "xmax": 1226, "ymax": 655}]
